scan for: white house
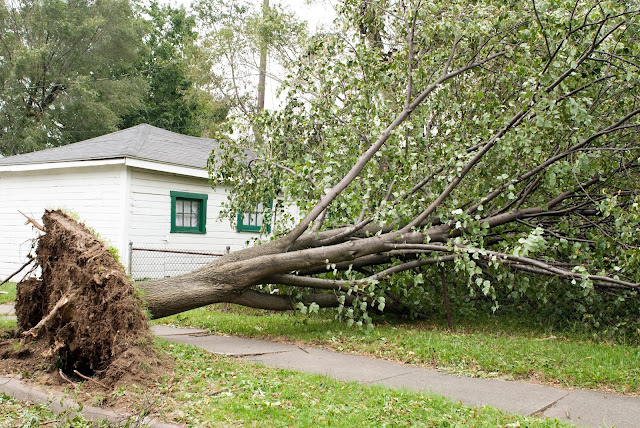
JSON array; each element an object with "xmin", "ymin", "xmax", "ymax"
[{"xmin": 0, "ymin": 124, "xmax": 265, "ymax": 281}]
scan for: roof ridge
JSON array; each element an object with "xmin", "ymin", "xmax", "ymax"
[
  {"xmin": 128, "ymin": 123, "xmax": 152, "ymax": 157},
  {"xmin": 0, "ymin": 124, "xmax": 224, "ymax": 170}
]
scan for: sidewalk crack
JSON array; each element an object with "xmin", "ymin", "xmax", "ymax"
[
  {"xmin": 529, "ymin": 392, "xmax": 571, "ymax": 416},
  {"xmin": 362, "ymin": 369, "xmax": 421, "ymax": 385},
  {"xmin": 232, "ymin": 350, "xmax": 294, "ymax": 358}
]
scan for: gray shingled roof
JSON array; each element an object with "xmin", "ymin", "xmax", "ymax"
[{"xmin": 0, "ymin": 124, "xmax": 222, "ymax": 169}]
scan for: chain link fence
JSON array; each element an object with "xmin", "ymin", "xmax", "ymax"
[{"xmin": 129, "ymin": 244, "xmax": 225, "ymax": 280}]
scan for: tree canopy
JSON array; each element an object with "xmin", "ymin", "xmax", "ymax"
[
  {"xmin": 201, "ymin": 0, "xmax": 640, "ymax": 334},
  {"xmin": 193, "ymin": 0, "xmax": 307, "ymax": 130},
  {"xmin": 0, "ymin": 0, "xmax": 232, "ymax": 155},
  {"xmin": 0, "ymin": 0, "xmax": 148, "ymax": 155},
  {"xmin": 120, "ymin": 1, "xmax": 230, "ymax": 137}
]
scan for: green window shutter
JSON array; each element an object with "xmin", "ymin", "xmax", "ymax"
[{"xmin": 170, "ymin": 191, "xmax": 208, "ymax": 234}]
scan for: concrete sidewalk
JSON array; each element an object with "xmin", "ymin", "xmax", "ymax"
[
  {"xmin": 0, "ymin": 303, "xmax": 16, "ymax": 321},
  {"xmin": 152, "ymin": 325, "xmax": 640, "ymax": 428},
  {"xmin": 0, "ymin": 303, "xmax": 15, "ymax": 314}
]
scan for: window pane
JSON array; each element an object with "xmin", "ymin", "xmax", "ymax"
[
  {"xmin": 256, "ymin": 214, "xmax": 263, "ymax": 227},
  {"xmin": 173, "ymin": 194, "xmax": 206, "ymax": 232}
]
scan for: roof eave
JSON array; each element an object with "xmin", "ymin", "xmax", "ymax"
[
  {"xmin": 0, "ymin": 156, "xmax": 209, "ymax": 179},
  {"xmin": 0, "ymin": 158, "xmax": 127, "ymax": 172}
]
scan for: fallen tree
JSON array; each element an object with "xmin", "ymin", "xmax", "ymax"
[
  {"xmin": 12, "ymin": 1, "xmax": 640, "ymax": 342},
  {"xmin": 139, "ymin": 1, "xmax": 640, "ymax": 325}
]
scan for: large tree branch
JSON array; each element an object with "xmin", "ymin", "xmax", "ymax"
[
  {"xmin": 284, "ymin": 50, "xmax": 506, "ymax": 247},
  {"xmin": 227, "ymin": 290, "xmax": 347, "ymax": 311},
  {"xmin": 390, "ymin": 243, "xmax": 640, "ymax": 289}
]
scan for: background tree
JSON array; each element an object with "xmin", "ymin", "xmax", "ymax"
[
  {"xmin": 14, "ymin": 0, "xmax": 640, "ymax": 340},
  {"xmin": 193, "ymin": 0, "xmax": 307, "ymax": 139},
  {"xmin": 120, "ymin": 1, "xmax": 229, "ymax": 136},
  {"xmin": 0, "ymin": 0, "xmax": 148, "ymax": 155}
]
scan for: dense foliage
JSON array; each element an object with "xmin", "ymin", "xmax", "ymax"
[
  {"xmin": 0, "ymin": 0, "xmax": 228, "ymax": 155},
  {"xmin": 0, "ymin": 0, "xmax": 147, "ymax": 155},
  {"xmin": 121, "ymin": 1, "xmax": 229, "ymax": 136},
  {"xmin": 212, "ymin": 0, "xmax": 640, "ymax": 337}
]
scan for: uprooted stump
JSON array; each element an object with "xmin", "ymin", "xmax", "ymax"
[{"xmin": 3, "ymin": 209, "xmax": 165, "ymax": 388}]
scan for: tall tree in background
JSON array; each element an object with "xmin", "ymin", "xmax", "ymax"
[
  {"xmin": 0, "ymin": 0, "xmax": 148, "ymax": 155},
  {"xmin": 257, "ymin": 0, "xmax": 269, "ymax": 112},
  {"xmin": 194, "ymin": 0, "xmax": 307, "ymax": 140},
  {"xmin": 121, "ymin": 1, "xmax": 229, "ymax": 136}
]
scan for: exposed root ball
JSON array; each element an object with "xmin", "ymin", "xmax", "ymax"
[{"xmin": 13, "ymin": 210, "xmax": 156, "ymax": 385}]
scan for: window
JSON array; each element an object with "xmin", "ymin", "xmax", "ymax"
[
  {"xmin": 170, "ymin": 191, "xmax": 207, "ymax": 234},
  {"xmin": 237, "ymin": 201, "xmax": 272, "ymax": 233}
]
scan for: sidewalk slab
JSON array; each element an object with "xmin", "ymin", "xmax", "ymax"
[
  {"xmin": 152, "ymin": 325, "xmax": 295, "ymax": 356},
  {"xmin": 543, "ymin": 389, "xmax": 640, "ymax": 428},
  {"xmin": 376, "ymin": 370, "xmax": 568, "ymax": 415},
  {"xmin": 151, "ymin": 325, "xmax": 207, "ymax": 337},
  {"xmin": 0, "ymin": 304, "xmax": 15, "ymax": 315},
  {"xmin": 248, "ymin": 348, "xmax": 568, "ymax": 416},
  {"xmin": 246, "ymin": 347, "xmax": 417, "ymax": 383},
  {"xmin": 155, "ymin": 325, "xmax": 640, "ymax": 428}
]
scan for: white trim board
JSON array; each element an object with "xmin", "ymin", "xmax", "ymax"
[{"xmin": 0, "ymin": 157, "xmax": 209, "ymax": 179}]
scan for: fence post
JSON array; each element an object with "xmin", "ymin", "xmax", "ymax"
[{"xmin": 128, "ymin": 241, "xmax": 133, "ymax": 276}]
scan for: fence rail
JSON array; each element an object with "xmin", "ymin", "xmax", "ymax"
[{"xmin": 129, "ymin": 244, "xmax": 226, "ymax": 280}]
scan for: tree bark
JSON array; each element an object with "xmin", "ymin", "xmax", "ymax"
[{"xmin": 256, "ymin": 0, "xmax": 269, "ymax": 112}]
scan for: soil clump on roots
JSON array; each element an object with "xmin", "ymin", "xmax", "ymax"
[{"xmin": 0, "ymin": 210, "xmax": 169, "ymax": 392}]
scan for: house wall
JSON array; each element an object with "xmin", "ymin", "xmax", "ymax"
[
  {"xmin": 0, "ymin": 164, "xmax": 127, "ymax": 281},
  {"xmin": 128, "ymin": 168, "xmax": 261, "ymax": 279}
]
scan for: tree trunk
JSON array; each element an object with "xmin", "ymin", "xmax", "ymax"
[{"xmin": 256, "ymin": 0, "xmax": 269, "ymax": 112}]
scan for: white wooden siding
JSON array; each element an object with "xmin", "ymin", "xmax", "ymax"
[
  {"xmin": 0, "ymin": 163, "xmax": 263, "ymax": 281},
  {"xmin": 0, "ymin": 164, "xmax": 127, "ymax": 280},
  {"xmin": 128, "ymin": 168, "xmax": 260, "ymax": 278}
]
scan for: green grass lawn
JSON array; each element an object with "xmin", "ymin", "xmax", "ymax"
[
  {"xmin": 157, "ymin": 305, "xmax": 640, "ymax": 394},
  {"xmin": 144, "ymin": 340, "xmax": 569, "ymax": 427},
  {"xmin": 0, "ymin": 282, "xmax": 16, "ymax": 304},
  {"xmin": 0, "ymin": 338, "xmax": 569, "ymax": 427}
]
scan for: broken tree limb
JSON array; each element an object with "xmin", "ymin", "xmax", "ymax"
[
  {"xmin": 22, "ymin": 293, "xmax": 74, "ymax": 339},
  {"xmin": 19, "ymin": 210, "xmax": 45, "ymax": 232},
  {"xmin": 59, "ymin": 369, "xmax": 77, "ymax": 387},
  {"xmin": 0, "ymin": 256, "xmax": 34, "ymax": 287},
  {"xmin": 73, "ymin": 370, "xmax": 109, "ymax": 389}
]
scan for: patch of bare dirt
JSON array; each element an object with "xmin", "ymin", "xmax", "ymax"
[{"xmin": 0, "ymin": 210, "xmax": 172, "ymax": 396}]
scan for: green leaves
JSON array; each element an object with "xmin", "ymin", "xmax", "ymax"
[
  {"xmin": 0, "ymin": 0, "xmax": 148, "ymax": 154},
  {"xmin": 212, "ymin": 0, "xmax": 640, "ymax": 332},
  {"xmin": 513, "ymin": 228, "xmax": 548, "ymax": 258}
]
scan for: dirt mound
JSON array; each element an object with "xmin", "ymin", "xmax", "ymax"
[{"xmin": 1, "ymin": 210, "xmax": 168, "ymax": 389}]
